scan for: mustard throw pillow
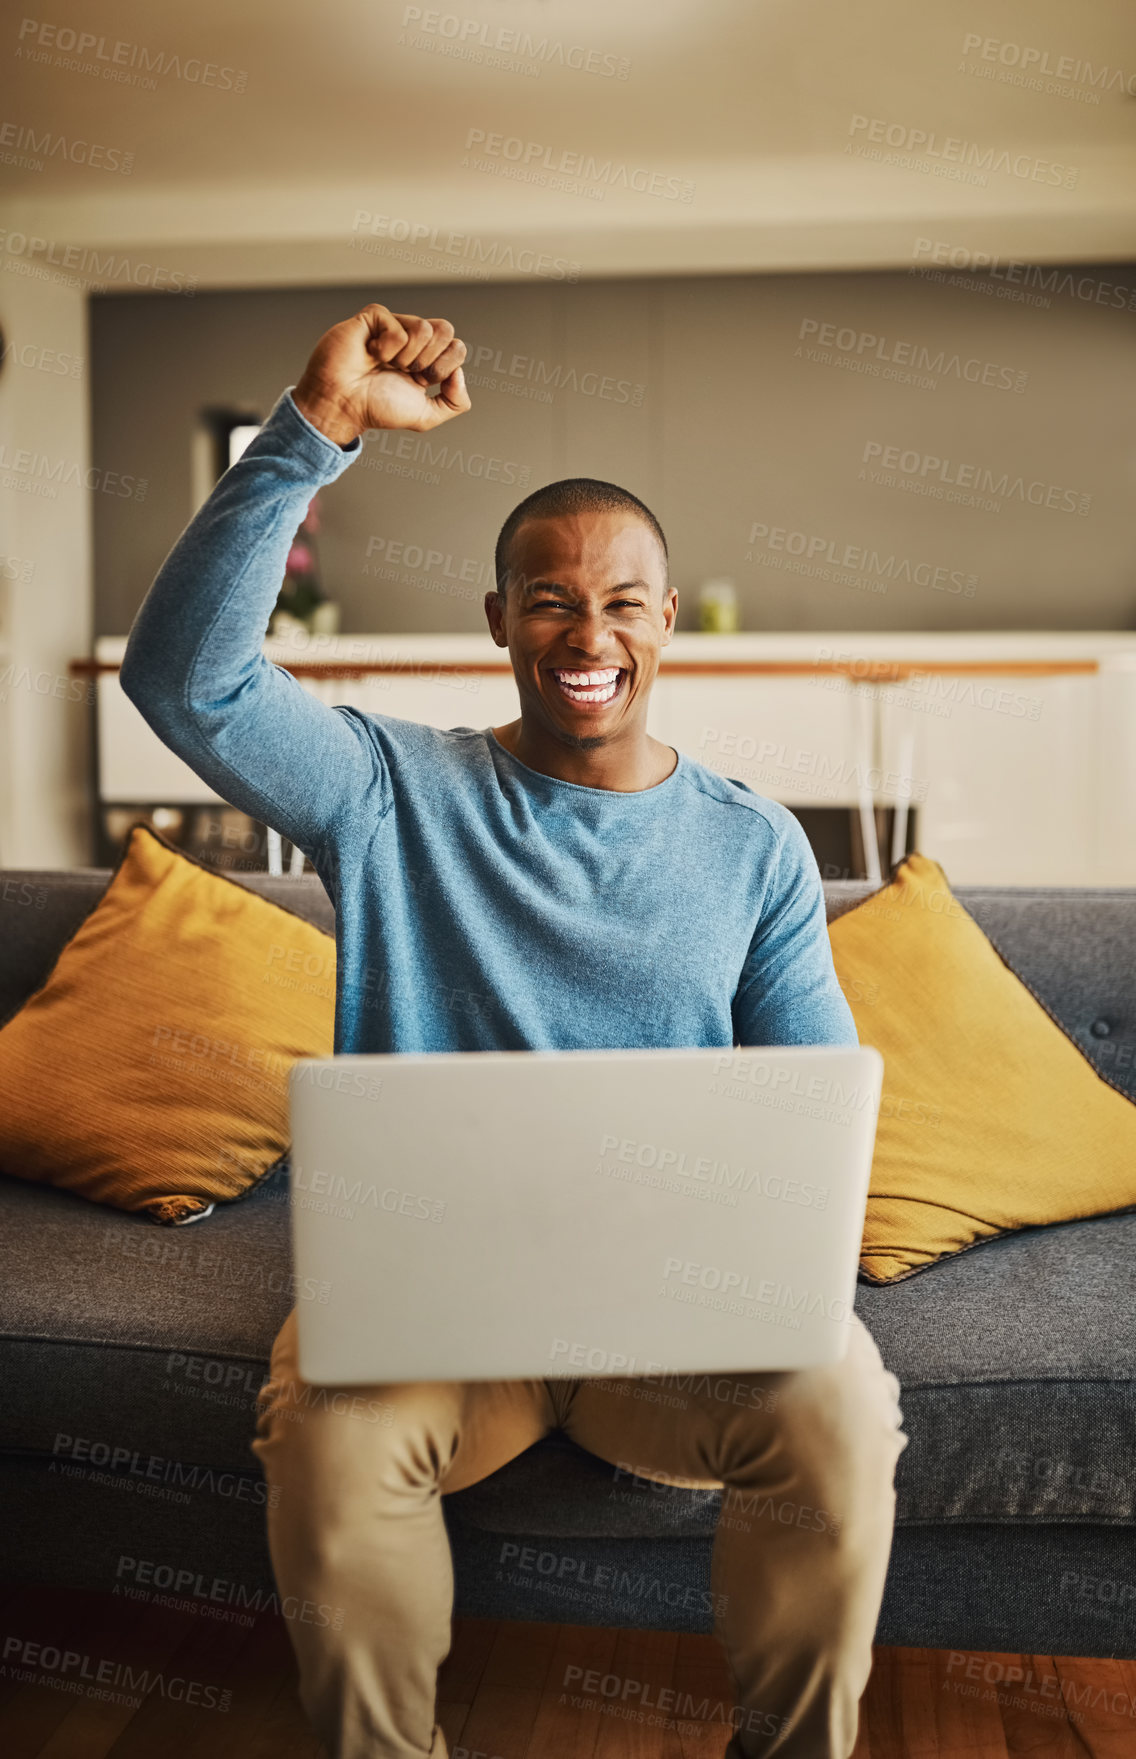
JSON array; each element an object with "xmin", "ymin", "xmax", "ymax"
[
  {"xmin": 829, "ymin": 853, "xmax": 1136, "ymax": 1284},
  {"xmin": 0, "ymin": 823, "xmax": 335, "ymax": 1223}
]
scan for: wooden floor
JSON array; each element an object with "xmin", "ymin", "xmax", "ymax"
[{"xmin": 2, "ymin": 1585, "xmax": 1135, "ymax": 1756}]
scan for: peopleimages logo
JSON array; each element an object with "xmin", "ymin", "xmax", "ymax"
[
  {"xmin": 115, "ymin": 1555, "xmax": 343, "ymax": 1627},
  {"xmin": 0, "ymin": 120, "xmax": 133, "ymax": 173},
  {"xmin": 0, "ymin": 337, "xmax": 83, "ymax": 377},
  {"xmin": 909, "ymin": 239, "xmax": 1136, "ymax": 313},
  {"xmin": 350, "ymin": 211, "xmax": 581, "ymax": 282},
  {"xmin": 700, "ymin": 728, "xmax": 929, "ymax": 805},
  {"xmin": 1, "ymin": 1636, "xmax": 232, "ymax": 1711},
  {"xmin": 361, "ymin": 427, "xmax": 530, "ymax": 488},
  {"xmin": 847, "ymin": 114, "xmax": 1078, "ymax": 187},
  {"xmin": 462, "ymin": 127, "xmax": 696, "ymax": 202},
  {"xmin": 860, "ymin": 441, "xmax": 1091, "ymax": 516},
  {"xmin": 746, "ymin": 519, "xmax": 978, "ymax": 596},
  {"xmin": 660, "ymin": 1259, "xmax": 850, "ymax": 1326},
  {"xmin": 0, "ymin": 443, "xmax": 147, "ymax": 500},
  {"xmin": 959, "ymin": 34, "xmax": 1136, "ymax": 97},
  {"xmin": 467, "ymin": 344, "xmax": 645, "ymax": 404},
  {"xmin": 796, "ymin": 317, "xmax": 1027, "ymax": 392},
  {"xmin": 0, "ymin": 228, "xmax": 197, "ymax": 293},
  {"xmin": 560, "ymin": 1663, "xmax": 790, "ymax": 1737},
  {"xmin": 596, "ymin": 1132, "xmax": 831, "ymax": 1208},
  {"xmin": 51, "ymin": 1431, "xmax": 274, "ymax": 1506},
  {"xmin": 399, "ymin": 7, "xmax": 632, "ymax": 79},
  {"xmin": 15, "ymin": 18, "xmax": 248, "ymax": 91}
]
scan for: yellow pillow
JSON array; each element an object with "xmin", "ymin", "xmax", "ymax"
[
  {"xmin": 830, "ymin": 853, "xmax": 1136, "ymax": 1284},
  {"xmin": 0, "ymin": 823, "xmax": 335, "ymax": 1223}
]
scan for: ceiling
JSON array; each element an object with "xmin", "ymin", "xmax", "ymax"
[{"xmin": 3, "ymin": 0, "xmax": 1136, "ymax": 286}]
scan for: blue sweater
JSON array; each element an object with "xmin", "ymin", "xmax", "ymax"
[{"xmin": 120, "ymin": 391, "xmax": 857, "ymax": 1057}]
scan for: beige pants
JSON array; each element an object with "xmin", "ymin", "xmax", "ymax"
[{"xmin": 252, "ymin": 1308, "xmax": 908, "ymax": 1759}]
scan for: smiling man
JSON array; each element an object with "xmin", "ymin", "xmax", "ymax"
[{"xmin": 120, "ymin": 302, "xmax": 907, "ymax": 1759}]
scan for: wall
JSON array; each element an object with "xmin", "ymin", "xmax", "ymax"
[
  {"xmin": 0, "ymin": 273, "xmax": 92, "ymax": 867},
  {"xmin": 90, "ymin": 264, "xmax": 1136, "ymax": 641}
]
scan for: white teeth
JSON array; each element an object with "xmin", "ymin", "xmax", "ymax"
[
  {"xmin": 549, "ymin": 665, "xmax": 623, "ymax": 706},
  {"xmin": 556, "ymin": 678, "xmax": 619, "ymax": 704}
]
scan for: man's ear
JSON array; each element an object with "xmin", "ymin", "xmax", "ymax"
[{"xmin": 484, "ymin": 589, "xmax": 508, "ymax": 647}]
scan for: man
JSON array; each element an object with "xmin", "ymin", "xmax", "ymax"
[{"xmin": 121, "ymin": 301, "xmax": 908, "ymax": 1759}]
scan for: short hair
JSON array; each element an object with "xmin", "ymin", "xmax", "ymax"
[{"xmin": 494, "ymin": 477, "xmax": 668, "ymax": 594}]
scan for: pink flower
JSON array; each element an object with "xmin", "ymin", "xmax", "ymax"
[{"xmin": 286, "ymin": 543, "xmax": 314, "ymax": 574}]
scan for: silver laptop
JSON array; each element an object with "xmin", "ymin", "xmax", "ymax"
[{"xmin": 288, "ymin": 1045, "xmax": 882, "ymax": 1386}]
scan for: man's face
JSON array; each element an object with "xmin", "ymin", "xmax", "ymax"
[{"xmin": 484, "ymin": 510, "xmax": 677, "ymax": 749}]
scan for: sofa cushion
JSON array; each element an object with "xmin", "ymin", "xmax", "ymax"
[
  {"xmin": 3, "ymin": 1169, "xmax": 1135, "ymax": 1532},
  {"xmin": 826, "ymin": 883, "xmax": 1136, "ymax": 1104},
  {"xmin": 0, "ymin": 1170, "xmax": 293, "ymax": 1470},
  {"xmin": 953, "ymin": 889, "xmax": 1136, "ymax": 1105},
  {"xmin": 0, "ymin": 865, "xmax": 336, "ymax": 1033},
  {"xmin": 0, "ymin": 827, "xmax": 337, "ymax": 1222},
  {"xmin": 828, "ymin": 856, "xmax": 1136, "ymax": 1284}
]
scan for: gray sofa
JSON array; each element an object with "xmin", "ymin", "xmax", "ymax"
[{"xmin": 2, "ymin": 863, "xmax": 1135, "ymax": 1660}]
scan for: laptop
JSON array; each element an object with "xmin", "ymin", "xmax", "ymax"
[{"xmin": 288, "ymin": 1045, "xmax": 883, "ymax": 1386}]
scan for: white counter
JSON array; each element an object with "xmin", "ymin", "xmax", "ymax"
[
  {"xmin": 95, "ymin": 630, "xmax": 1136, "ymax": 668},
  {"xmin": 89, "ymin": 631, "xmax": 1136, "ymax": 886}
]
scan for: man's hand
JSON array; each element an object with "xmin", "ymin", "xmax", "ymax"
[{"xmin": 292, "ymin": 303, "xmax": 470, "ymax": 446}]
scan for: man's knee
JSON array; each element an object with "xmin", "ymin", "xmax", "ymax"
[
  {"xmin": 717, "ymin": 1350, "xmax": 903, "ymax": 1565},
  {"xmin": 759, "ymin": 1322, "xmax": 905, "ymax": 1497}
]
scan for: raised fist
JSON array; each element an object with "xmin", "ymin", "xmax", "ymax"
[{"xmin": 292, "ymin": 302, "xmax": 470, "ymax": 445}]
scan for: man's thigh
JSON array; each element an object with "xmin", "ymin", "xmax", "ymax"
[
  {"xmin": 549, "ymin": 1313, "xmax": 903, "ymax": 1494},
  {"xmin": 255, "ymin": 1307, "xmax": 561, "ymax": 1497}
]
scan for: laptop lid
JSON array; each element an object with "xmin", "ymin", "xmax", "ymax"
[{"xmin": 289, "ymin": 1045, "xmax": 882, "ymax": 1386}]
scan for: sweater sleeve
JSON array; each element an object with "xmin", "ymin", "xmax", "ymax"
[
  {"xmin": 119, "ymin": 389, "xmax": 388, "ymax": 862},
  {"xmin": 731, "ymin": 808, "xmax": 859, "ymax": 1048}
]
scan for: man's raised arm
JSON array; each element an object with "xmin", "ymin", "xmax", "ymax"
[{"xmin": 119, "ymin": 302, "xmax": 470, "ymax": 862}]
